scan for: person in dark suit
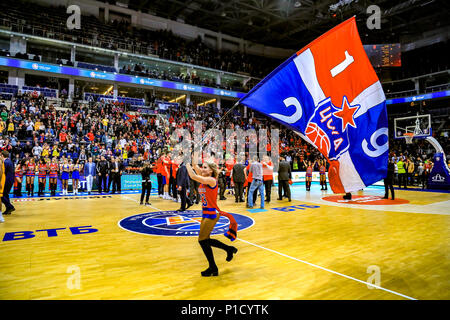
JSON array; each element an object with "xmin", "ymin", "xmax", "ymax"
[
  {"xmin": 107, "ymin": 156, "xmax": 115, "ymax": 193},
  {"xmin": 1, "ymin": 150, "xmax": 15, "ymax": 215},
  {"xmin": 96, "ymin": 156, "xmax": 109, "ymax": 193},
  {"xmin": 383, "ymin": 158, "xmax": 395, "ymax": 200},
  {"xmin": 176, "ymin": 155, "xmax": 192, "ymax": 211},
  {"xmin": 140, "ymin": 161, "xmax": 153, "ymax": 205},
  {"xmin": 277, "ymin": 155, "xmax": 291, "ymax": 201},
  {"xmin": 110, "ymin": 157, "xmax": 123, "ymax": 194},
  {"xmin": 231, "ymin": 157, "xmax": 246, "ymax": 203}
]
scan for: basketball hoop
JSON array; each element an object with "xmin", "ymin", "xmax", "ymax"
[{"xmin": 404, "ymin": 132, "xmax": 414, "ymax": 144}]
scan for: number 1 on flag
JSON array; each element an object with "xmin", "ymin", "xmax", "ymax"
[{"xmin": 330, "ymin": 51, "xmax": 354, "ymax": 77}]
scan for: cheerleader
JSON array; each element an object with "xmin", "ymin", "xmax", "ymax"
[
  {"xmin": 71, "ymin": 159, "xmax": 82, "ymax": 195},
  {"xmin": 25, "ymin": 158, "xmax": 36, "ymax": 197},
  {"xmin": 60, "ymin": 158, "xmax": 70, "ymax": 195},
  {"xmin": 303, "ymin": 160, "xmax": 314, "ymax": 191},
  {"xmin": 14, "ymin": 161, "xmax": 24, "ymax": 197},
  {"xmin": 186, "ymin": 152, "xmax": 238, "ymax": 277},
  {"xmin": 37, "ymin": 158, "xmax": 48, "ymax": 197},
  {"xmin": 48, "ymin": 158, "xmax": 59, "ymax": 196},
  {"xmin": 319, "ymin": 160, "xmax": 328, "ymax": 191}
]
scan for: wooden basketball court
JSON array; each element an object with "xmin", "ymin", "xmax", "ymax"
[{"xmin": 1, "ymin": 184, "xmax": 449, "ymax": 300}]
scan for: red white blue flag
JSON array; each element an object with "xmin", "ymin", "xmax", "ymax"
[{"xmin": 239, "ymin": 17, "xmax": 388, "ymax": 193}]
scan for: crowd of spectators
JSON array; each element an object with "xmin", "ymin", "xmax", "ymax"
[
  {"xmin": 0, "ymin": 88, "xmax": 447, "ymax": 196},
  {"xmin": 0, "ymin": 89, "xmax": 322, "ymax": 174}
]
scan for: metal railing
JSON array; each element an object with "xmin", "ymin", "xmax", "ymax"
[{"xmin": 0, "ymin": 18, "xmax": 258, "ymax": 81}]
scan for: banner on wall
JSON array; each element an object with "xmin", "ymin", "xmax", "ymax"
[
  {"xmin": 11, "ymin": 173, "xmax": 383, "ymax": 195},
  {"xmin": 12, "ymin": 174, "xmax": 159, "ymax": 194}
]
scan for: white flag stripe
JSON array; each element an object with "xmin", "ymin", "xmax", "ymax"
[
  {"xmin": 352, "ymin": 81, "xmax": 386, "ymax": 118},
  {"xmin": 338, "ymin": 151, "xmax": 366, "ymax": 192},
  {"xmin": 294, "ymin": 49, "xmax": 326, "ymax": 107}
]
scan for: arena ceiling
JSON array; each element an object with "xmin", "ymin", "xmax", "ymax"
[{"xmin": 125, "ymin": 0, "xmax": 450, "ymax": 49}]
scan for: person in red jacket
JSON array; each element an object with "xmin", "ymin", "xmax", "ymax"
[
  {"xmin": 160, "ymin": 151, "xmax": 171, "ymax": 199},
  {"xmin": 170, "ymin": 156, "xmax": 179, "ymax": 201},
  {"xmin": 262, "ymin": 155, "xmax": 274, "ymax": 203},
  {"xmin": 153, "ymin": 156, "xmax": 164, "ymax": 197},
  {"xmin": 244, "ymin": 159, "xmax": 258, "ymax": 207},
  {"xmin": 224, "ymin": 156, "xmax": 235, "ymax": 192}
]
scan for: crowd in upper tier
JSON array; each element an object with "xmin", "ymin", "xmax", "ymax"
[{"xmin": 0, "ymin": 0, "xmax": 280, "ymax": 80}]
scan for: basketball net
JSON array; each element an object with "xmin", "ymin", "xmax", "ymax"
[{"xmin": 404, "ymin": 132, "xmax": 414, "ymax": 144}]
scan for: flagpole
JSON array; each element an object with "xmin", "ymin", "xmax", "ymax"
[{"xmin": 199, "ymin": 101, "xmax": 240, "ymax": 145}]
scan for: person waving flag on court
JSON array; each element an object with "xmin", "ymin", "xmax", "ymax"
[{"xmin": 238, "ymin": 16, "xmax": 388, "ymax": 193}]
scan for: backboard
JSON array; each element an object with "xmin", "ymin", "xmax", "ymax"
[{"xmin": 393, "ymin": 114, "xmax": 432, "ymax": 140}]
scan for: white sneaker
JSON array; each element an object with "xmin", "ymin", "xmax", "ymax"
[{"xmin": 0, "ymin": 213, "xmax": 4, "ymax": 223}]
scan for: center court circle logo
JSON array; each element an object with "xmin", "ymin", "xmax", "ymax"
[
  {"xmin": 118, "ymin": 210, "xmax": 254, "ymax": 237},
  {"xmin": 322, "ymin": 195, "xmax": 409, "ymax": 205}
]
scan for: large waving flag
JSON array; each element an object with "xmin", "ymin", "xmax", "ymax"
[{"xmin": 239, "ymin": 17, "xmax": 388, "ymax": 193}]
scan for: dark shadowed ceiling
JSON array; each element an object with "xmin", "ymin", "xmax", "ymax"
[{"xmin": 122, "ymin": 0, "xmax": 450, "ymax": 49}]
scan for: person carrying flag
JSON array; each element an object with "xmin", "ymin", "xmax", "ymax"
[{"xmin": 185, "ymin": 151, "xmax": 238, "ymax": 277}]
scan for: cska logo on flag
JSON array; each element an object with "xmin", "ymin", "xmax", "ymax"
[
  {"xmin": 239, "ymin": 17, "xmax": 389, "ymax": 194},
  {"xmin": 305, "ymin": 96, "xmax": 360, "ymax": 159}
]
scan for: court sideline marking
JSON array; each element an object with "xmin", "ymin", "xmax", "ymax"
[{"xmin": 121, "ymin": 195, "xmax": 417, "ymax": 300}]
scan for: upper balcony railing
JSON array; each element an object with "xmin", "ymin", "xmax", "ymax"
[{"xmin": 0, "ymin": 19, "xmax": 258, "ymax": 89}]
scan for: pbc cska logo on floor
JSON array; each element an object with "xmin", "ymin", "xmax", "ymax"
[{"xmin": 118, "ymin": 210, "xmax": 254, "ymax": 237}]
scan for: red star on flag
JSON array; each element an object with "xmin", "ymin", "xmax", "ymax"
[{"xmin": 333, "ymin": 96, "xmax": 359, "ymax": 132}]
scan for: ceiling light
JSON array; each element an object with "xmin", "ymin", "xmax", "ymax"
[{"xmin": 294, "ymin": 1, "xmax": 301, "ymax": 7}]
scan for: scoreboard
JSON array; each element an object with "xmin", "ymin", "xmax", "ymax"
[{"xmin": 364, "ymin": 44, "xmax": 401, "ymax": 67}]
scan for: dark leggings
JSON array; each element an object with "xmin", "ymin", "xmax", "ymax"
[
  {"xmin": 141, "ymin": 181, "xmax": 152, "ymax": 203},
  {"xmin": 157, "ymin": 174, "xmax": 163, "ymax": 195},
  {"xmin": 264, "ymin": 179, "xmax": 272, "ymax": 201}
]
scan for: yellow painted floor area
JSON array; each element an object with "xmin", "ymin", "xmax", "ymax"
[{"xmin": 0, "ymin": 186, "xmax": 449, "ymax": 300}]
